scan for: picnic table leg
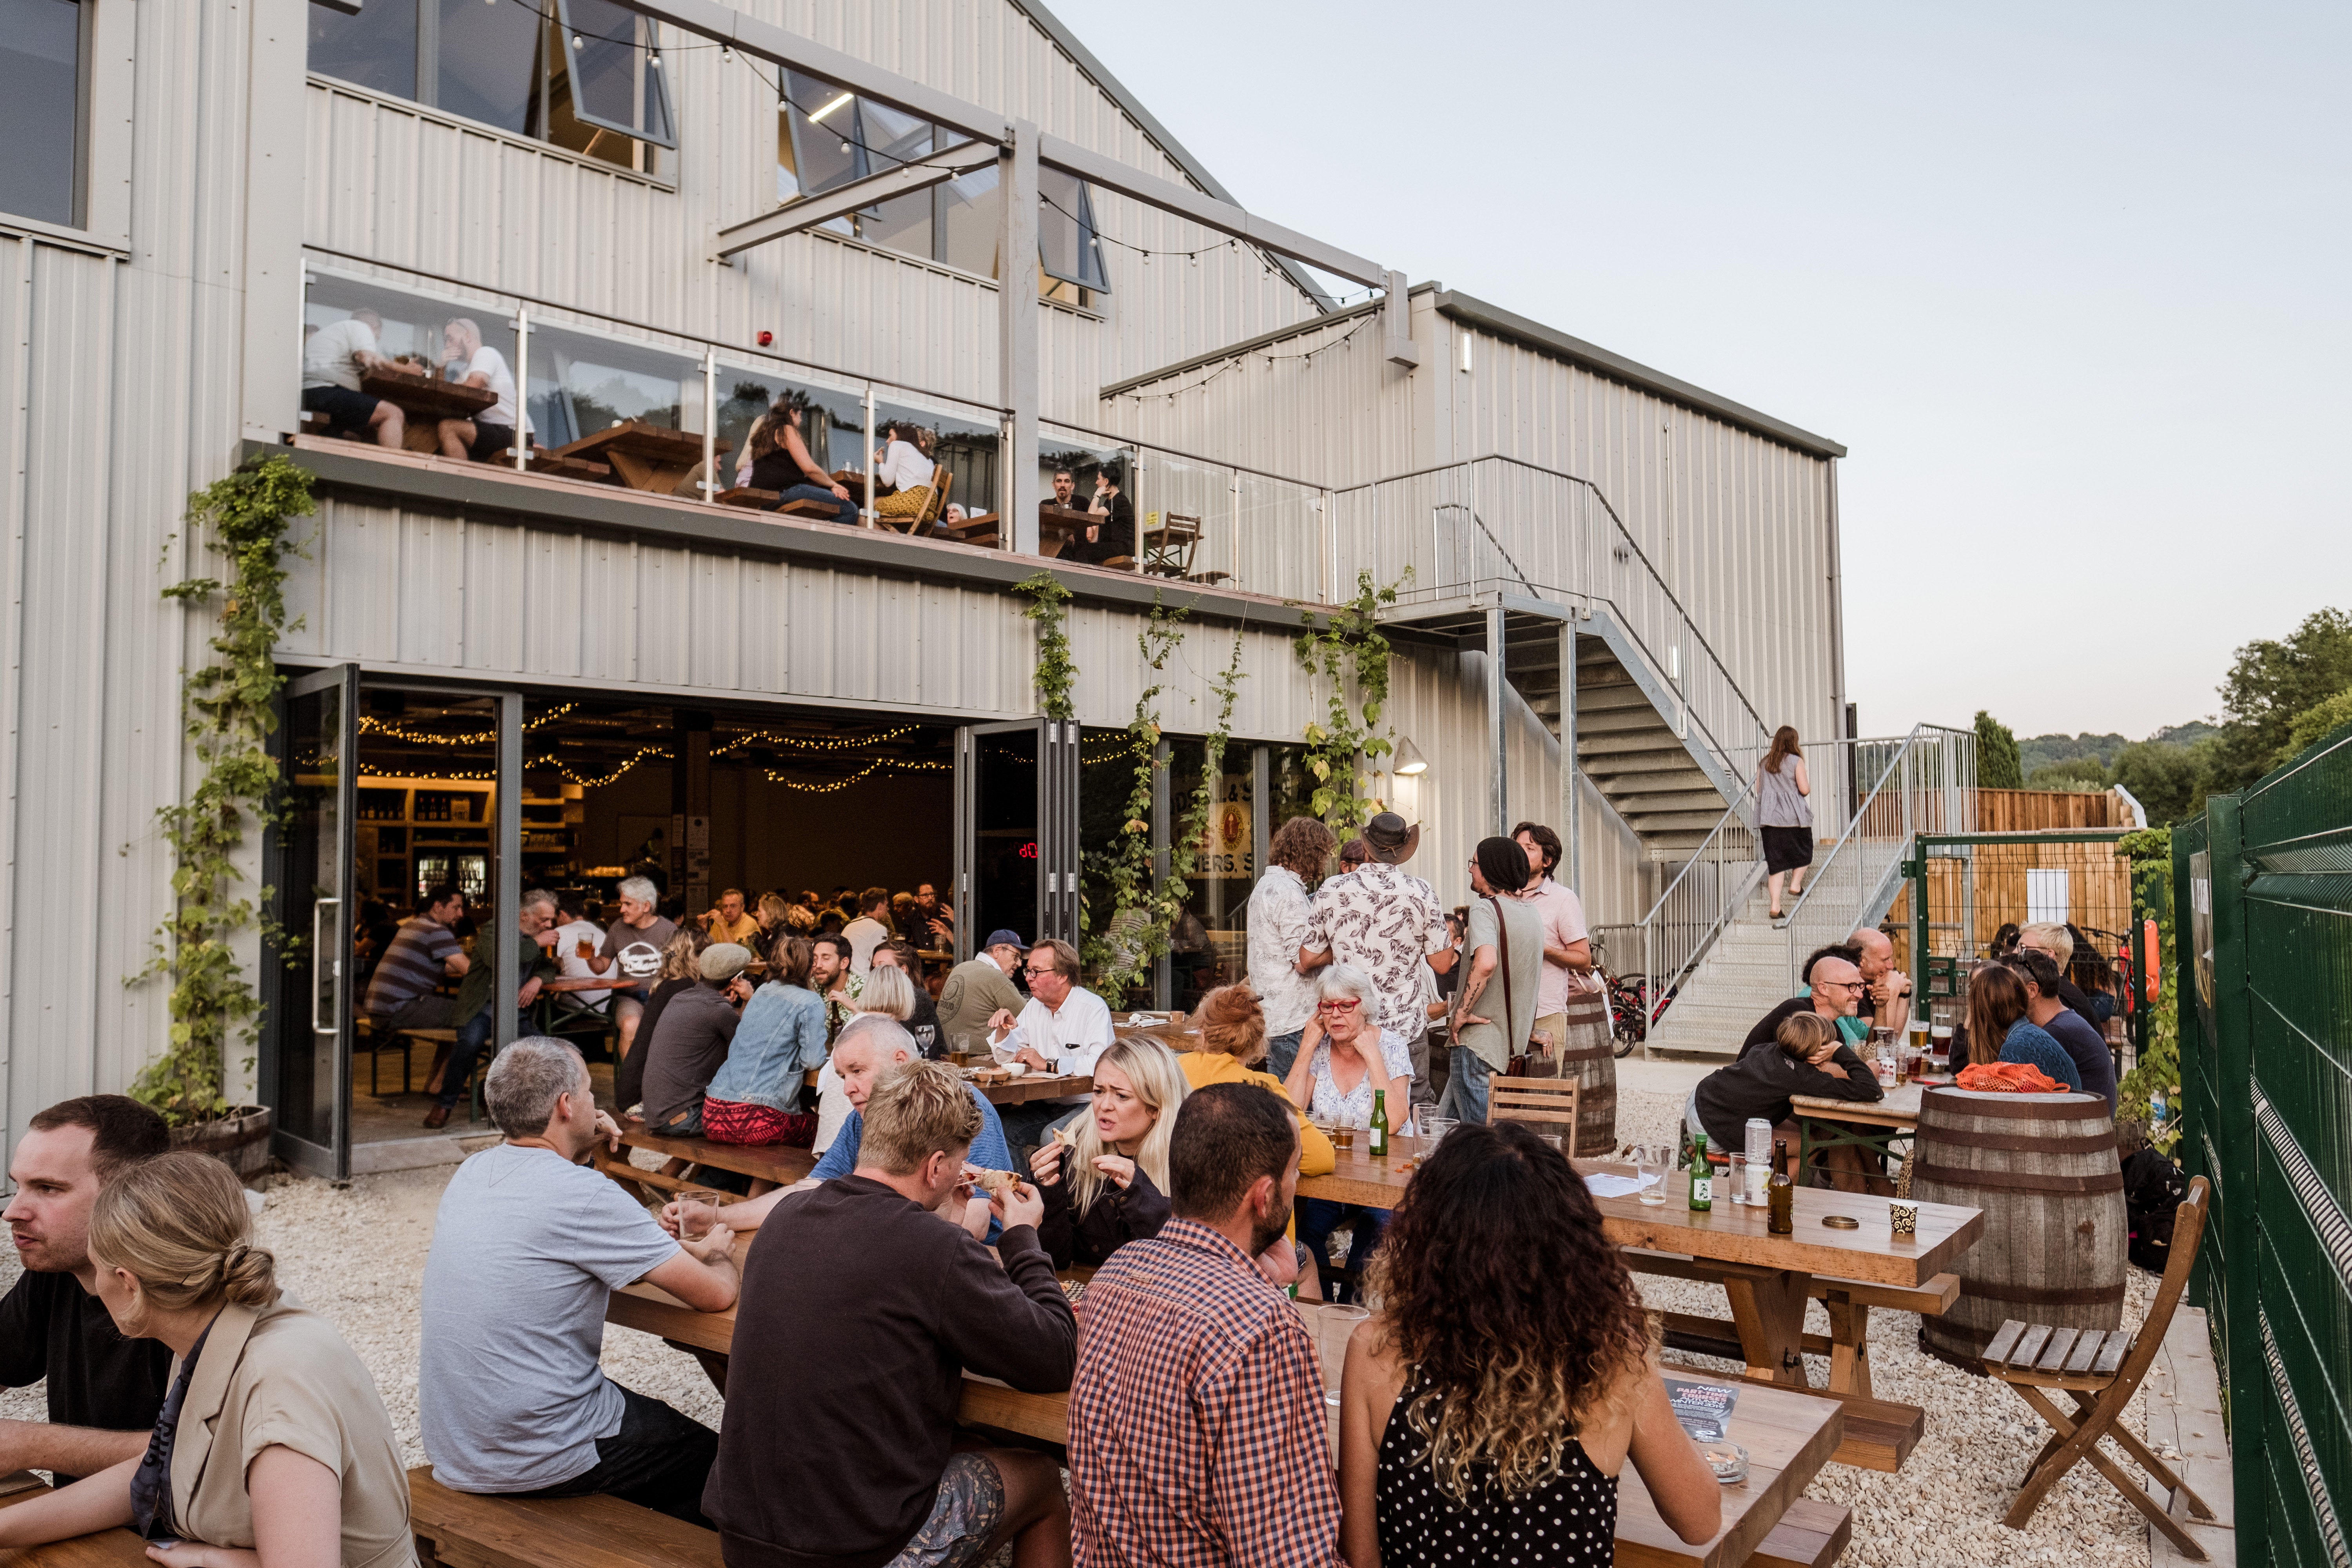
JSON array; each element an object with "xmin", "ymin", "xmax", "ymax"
[
  {"xmin": 1724, "ymin": 1270, "xmax": 1812, "ymax": 1386},
  {"xmin": 668, "ymin": 1341, "xmax": 729, "ymax": 1396},
  {"xmin": 1823, "ymin": 1290, "xmax": 1872, "ymax": 1397}
]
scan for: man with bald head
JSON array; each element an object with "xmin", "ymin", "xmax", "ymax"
[
  {"xmin": 1849, "ymin": 927, "xmax": 1913, "ymax": 1038},
  {"xmin": 1736, "ymin": 946, "xmax": 1869, "ymax": 1060}
]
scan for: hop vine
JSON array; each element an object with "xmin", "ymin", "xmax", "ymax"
[
  {"xmin": 130, "ymin": 457, "xmax": 317, "ymax": 1125},
  {"xmin": 1084, "ymin": 599, "xmax": 1187, "ymax": 999},
  {"xmin": 1013, "ymin": 572, "xmax": 1076, "ymax": 720},
  {"xmin": 1292, "ymin": 568, "xmax": 1407, "ymax": 831}
]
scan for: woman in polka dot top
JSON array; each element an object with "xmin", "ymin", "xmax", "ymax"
[{"xmin": 1336, "ymin": 1122, "xmax": 1723, "ymax": 1565}]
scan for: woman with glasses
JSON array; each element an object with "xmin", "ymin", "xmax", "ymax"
[{"xmin": 1283, "ymin": 964, "xmax": 1416, "ymax": 1303}]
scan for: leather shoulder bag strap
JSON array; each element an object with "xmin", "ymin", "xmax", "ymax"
[{"xmin": 1487, "ymin": 894, "xmax": 1516, "ymax": 1051}]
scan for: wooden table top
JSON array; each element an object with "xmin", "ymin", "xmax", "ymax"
[
  {"xmin": 1304, "ymin": 1152, "xmax": 1980, "ymax": 1288},
  {"xmin": 553, "ymin": 419, "xmax": 724, "ymax": 463},
  {"xmin": 359, "ymin": 368, "xmax": 497, "ymax": 421},
  {"xmin": 1788, "ymin": 1076, "xmax": 1955, "ymax": 1129},
  {"xmin": 0, "ymin": 1476, "xmax": 151, "ymax": 1568},
  {"xmin": 537, "ymin": 975, "xmax": 645, "ymax": 994},
  {"xmin": 970, "ymin": 1071, "xmax": 1093, "ymax": 1106},
  {"xmin": 602, "ymin": 1286, "xmax": 1838, "ymax": 1568}
]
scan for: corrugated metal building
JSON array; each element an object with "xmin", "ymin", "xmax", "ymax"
[{"xmin": 0, "ymin": 0, "xmax": 1844, "ymax": 1171}]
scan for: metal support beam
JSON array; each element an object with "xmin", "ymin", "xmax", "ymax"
[
  {"xmin": 1036, "ymin": 132, "xmax": 1387, "ymax": 289},
  {"xmin": 1381, "ymin": 268, "xmax": 1419, "ymax": 368},
  {"xmin": 1559, "ymin": 621, "xmax": 1579, "ymax": 890},
  {"xmin": 1486, "ymin": 603, "xmax": 1508, "ymax": 838},
  {"xmin": 1001, "ymin": 121, "xmax": 1040, "ymax": 555},
  {"xmin": 611, "ymin": 0, "xmax": 1010, "ymax": 143},
  {"xmin": 712, "ymin": 143, "xmax": 999, "ymax": 260}
]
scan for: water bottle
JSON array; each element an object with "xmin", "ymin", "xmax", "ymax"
[{"xmin": 2149, "ymin": 1088, "xmax": 2168, "ymax": 1131}]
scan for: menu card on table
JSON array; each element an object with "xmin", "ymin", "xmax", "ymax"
[{"xmin": 1662, "ymin": 1377, "xmax": 1739, "ymax": 1443}]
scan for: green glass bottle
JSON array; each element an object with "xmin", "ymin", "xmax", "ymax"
[
  {"xmin": 1688, "ymin": 1134, "xmax": 1713, "ymax": 1211},
  {"xmin": 1368, "ymin": 1090, "xmax": 1390, "ymax": 1158},
  {"xmin": 1767, "ymin": 1138, "xmax": 1795, "ymax": 1234}
]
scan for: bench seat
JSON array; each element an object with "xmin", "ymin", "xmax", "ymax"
[
  {"xmin": 1745, "ymin": 1497, "xmax": 1853, "ymax": 1568},
  {"xmin": 409, "ymin": 1466, "xmax": 721, "ymax": 1568}
]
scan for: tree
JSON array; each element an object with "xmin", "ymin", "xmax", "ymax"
[
  {"xmin": 2111, "ymin": 738, "xmax": 2212, "ymax": 826},
  {"xmin": 2278, "ymin": 688, "xmax": 2352, "ymax": 766},
  {"xmin": 1974, "ymin": 710, "xmax": 2023, "ymax": 789},
  {"xmin": 2024, "ymin": 756, "xmax": 2109, "ymax": 792},
  {"xmin": 2211, "ymin": 606, "xmax": 2352, "ymax": 790}
]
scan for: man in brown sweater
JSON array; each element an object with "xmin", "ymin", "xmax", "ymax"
[{"xmin": 704, "ymin": 1059, "xmax": 1075, "ymax": 1568}]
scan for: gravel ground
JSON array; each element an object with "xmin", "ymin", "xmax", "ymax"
[{"xmin": 2, "ymin": 1095, "xmax": 2162, "ymax": 1567}]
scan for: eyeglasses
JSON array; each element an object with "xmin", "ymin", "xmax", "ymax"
[
  {"xmin": 1818, "ymin": 979, "xmax": 1864, "ymax": 992},
  {"xmin": 1316, "ymin": 998, "xmax": 1361, "ymax": 1013},
  {"xmin": 1024, "ymin": 965, "xmax": 1058, "ymax": 978}
]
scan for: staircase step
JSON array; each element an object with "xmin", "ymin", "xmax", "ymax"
[
  {"xmin": 1627, "ymin": 810, "xmax": 1740, "ymax": 833},
  {"xmin": 1618, "ymin": 789, "xmax": 1739, "ymax": 814},
  {"xmin": 1580, "ymin": 708, "xmax": 1675, "ymax": 738},
  {"xmin": 1577, "ymin": 734, "xmax": 1686, "ymax": 760},
  {"xmin": 1575, "ymin": 683, "xmax": 1658, "ymax": 713}
]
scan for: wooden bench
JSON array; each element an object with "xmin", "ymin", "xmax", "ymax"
[
  {"xmin": 1627, "ymin": 1248, "xmax": 1955, "ymax": 1470},
  {"xmin": 775, "ymin": 497, "xmax": 852, "ymax": 520},
  {"xmin": 409, "ymin": 1466, "xmax": 722, "ymax": 1568},
  {"xmin": 715, "ymin": 486, "xmax": 779, "ymax": 508},
  {"xmin": 597, "ymin": 1126, "xmax": 815, "ymax": 1201},
  {"xmin": 1745, "ymin": 1497, "xmax": 1853, "ymax": 1568}
]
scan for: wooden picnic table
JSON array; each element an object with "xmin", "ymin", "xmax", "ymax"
[
  {"xmin": 598, "ymin": 1126, "xmax": 814, "ymax": 1201},
  {"xmin": 536, "ymin": 975, "xmax": 646, "ymax": 995},
  {"xmin": 360, "ymin": 367, "xmax": 498, "ymax": 455},
  {"xmin": 1036, "ymin": 503, "xmax": 1100, "ymax": 559},
  {"xmin": 601, "ymin": 1285, "xmax": 1847, "ymax": 1568},
  {"xmin": 1302, "ymin": 1146, "xmax": 1979, "ymax": 1468},
  {"xmin": 551, "ymin": 419, "xmax": 727, "ymax": 494},
  {"xmin": 1789, "ymin": 1074, "xmax": 1955, "ymax": 1180},
  {"xmin": 0, "ymin": 1474, "xmax": 151, "ymax": 1568}
]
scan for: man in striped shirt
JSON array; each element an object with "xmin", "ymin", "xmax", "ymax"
[
  {"xmin": 1068, "ymin": 1082, "xmax": 1339, "ymax": 1566},
  {"xmin": 363, "ymin": 883, "xmax": 471, "ymax": 1036}
]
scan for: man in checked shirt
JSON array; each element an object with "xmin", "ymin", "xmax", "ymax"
[{"xmin": 1067, "ymin": 1082, "xmax": 1339, "ymax": 1566}]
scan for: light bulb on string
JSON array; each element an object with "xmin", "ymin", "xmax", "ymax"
[
  {"xmin": 571, "ymin": 33, "xmax": 584, "ymax": 49},
  {"xmin": 648, "ymin": 51, "xmax": 661, "ymax": 67}
]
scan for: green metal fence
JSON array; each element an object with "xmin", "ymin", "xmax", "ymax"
[{"xmin": 2180, "ymin": 726, "xmax": 2350, "ymax": 1568}]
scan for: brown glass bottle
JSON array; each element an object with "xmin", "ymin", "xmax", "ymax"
[{"xmin": 1767, "ymin": 1138, "xmax": 1795, "ymax": 1234}]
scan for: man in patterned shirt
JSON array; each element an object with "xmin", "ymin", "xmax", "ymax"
[
  {"xmin": 1304, "ymin": 813, "xmax": 1452, "ymax": 1110},
  {"xmin": 1068, "ymin": 1082, "xmax": 1337, "ymax": 1566}
]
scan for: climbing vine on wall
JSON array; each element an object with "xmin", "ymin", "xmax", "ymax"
[
  {"xmin": 131, "ymin": 456, "xmax": 317, "ymax": 1126},
  {"xmin": 1013, "ymin": 572, "xmax": 1076, "ymax": 720},
  {"xmin": 1293, "ymin": 568, "xmax": 1406, "ymax": 831},
  {"xmin": 1083, "ymin": 599, "xmax": 1186, "ymax": 999}
]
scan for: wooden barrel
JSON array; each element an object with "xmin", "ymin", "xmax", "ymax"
[
  {"xmin": 1550, "ymin": 989, "xmax": 1617, "ymax": 1157},
  {"xmin": 1908, "ymin": 1087, "xmax": 2126, "ymax": 1369}
]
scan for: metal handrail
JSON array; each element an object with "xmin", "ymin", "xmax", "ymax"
[
  {"xmin": 1342, "ymin": 453, "xmax": 1769, "ymax": 750},
  {"xmin": 1778, "ymin": 724, "xmax": 1965, "ymax": 991},
  {"xmin": 1632, "ymin": 775, "xmax": 1762, "ymax": 1040}
]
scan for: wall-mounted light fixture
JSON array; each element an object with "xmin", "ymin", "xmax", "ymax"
[{"xmin": 1394, "ymin": 737, "xmax": 1429, "ymax": 776}]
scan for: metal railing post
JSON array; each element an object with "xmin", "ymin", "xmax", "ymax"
[
  {"xmin": 510, "ymin": 305, "xmax": 531, "ymax": 472},
  {"xmin": 699, "ymin": 344, "xmax": 718, "ymax": 503}
]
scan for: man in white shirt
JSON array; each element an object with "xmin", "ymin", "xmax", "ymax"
[
  {"xmin": 299, "ymin": 308, "xmax": 405, "ymax": 447},
  {"xmin": 842, "ymin": 887, "xmax": 893, "ymax": 974},
  {"xmin": 987, "ymin": 938, "xmax": 1114, "ymax": 1156},
  {"xmin": 549, "ymin": 896, "xmax": 611, "ymax": 1013},
  {"xmin": 1512, "ymin": 821, "xmax": 1601, "ymax": 1066},
  {"xmin": 1247, "ymin": 816, "xmax": 1337, "ymax": 1082},
  {"xmin": 1305, "ymin": 813, "xmax": 1453, "ymax": 1109},
  {"xmin": 433, "ymin": 316, "xmax": 528, "ymax": 465}
]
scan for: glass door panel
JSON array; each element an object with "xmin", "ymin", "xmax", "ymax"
[
  {"xmin": 270, "ymin": 666, "xmax": 358, "ymax": 1180},
  {"xmin": 961, "ymin": 722, "xmax": 1040, "ymax": 955}
]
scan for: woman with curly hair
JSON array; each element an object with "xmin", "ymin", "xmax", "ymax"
[{"xmin": 1339, "ymin": 1122, "xmax": 1719, "ymax": 1566}]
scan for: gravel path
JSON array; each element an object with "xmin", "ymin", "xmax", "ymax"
[{"xmin": 2, "ymin": 1100, "xmax": 2160, "ymax": 1566}]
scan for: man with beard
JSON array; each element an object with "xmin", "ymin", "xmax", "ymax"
[{"xmin": 1066, "ymin": 1083, "xmax": 1334, "ymax": 1563}]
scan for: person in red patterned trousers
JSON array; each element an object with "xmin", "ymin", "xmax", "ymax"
[{"xmin": 1066, "ymin": 1082, "xmax": 1337, "ymax": 1567}]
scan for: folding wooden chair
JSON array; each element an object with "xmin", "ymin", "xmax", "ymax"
[
  {"xmin": 1983, "ymin": 1175, "xmax": 2216, "ymax": 1559},
  {"xmin": 1487, "ymin": 1076, "xmax": 1581, "ymax": 1155}
]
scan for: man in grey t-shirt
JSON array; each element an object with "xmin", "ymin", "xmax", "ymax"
[
  {"xmin": 1446, "ymin": 837, "xmax": 1543, "ymax": 1125},
  {"xmin": 421, "ymin": 1038, "xmax": 739, "ymax": 1524}
]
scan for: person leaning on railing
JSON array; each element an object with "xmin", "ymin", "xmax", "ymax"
[{"xmin": 0, "ymin": 1152, "xmax": 416, "ymax": 1566}]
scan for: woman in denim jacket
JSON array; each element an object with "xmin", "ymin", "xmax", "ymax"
[{"xmin": 702, "ymin": 934, "xmax": 830, "ymax": 1145}]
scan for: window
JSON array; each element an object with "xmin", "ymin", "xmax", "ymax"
[
  {"xmin": 306, "ymin": 0, "xmax": 675, "ymax": 175},
  {"xmin": 777, "ymin": 71, "xmax": 1110, "ymax": 299},
  {"xmin": 2025, "ymin": 869, "xmax": 2071, "ymax": 926},
  {"xmin": 0, "ymin": 0, "xmax": 85, "ymax": 227}
]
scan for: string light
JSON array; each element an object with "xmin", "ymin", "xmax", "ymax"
[
  {"xmin": 1114, "ymin": 314, "xmax": 1378, "ymax": 401},
  {"xmin": 358, "ymin": 704, "xmax": 579, "ymax": 747}
]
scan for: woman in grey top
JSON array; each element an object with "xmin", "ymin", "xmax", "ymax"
[{"xmin": 1757, "ymin": 726, "xmax": 1813, "ymax": 923}]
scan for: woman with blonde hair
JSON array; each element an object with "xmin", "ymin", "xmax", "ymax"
[
  {"xmin": 1757, "ymin": 724, "xmax": 1812, "ymax": 923},
  {"xmin": 0, "ymin": 1153, "xmax": 414, "ymax": 1566},
  {"xmin": 1028, "ymin": 1036, "xmax": 1187, "ymax": 1268},
  {"xmin": 1339, "ymin": 1123, "xmax": 1719, "ymax": 1565}
]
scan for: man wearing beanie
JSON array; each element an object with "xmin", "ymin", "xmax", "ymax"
[{"xmin": 638, "ymin": 942, "xmax": 755, "ymax": 1137}]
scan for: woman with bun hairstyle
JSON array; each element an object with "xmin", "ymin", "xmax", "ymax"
[{"xmin": 0, "ymin": 1152, "xmax": 413, "ymax": 1566}]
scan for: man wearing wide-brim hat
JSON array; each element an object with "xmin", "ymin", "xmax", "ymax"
[{"xmin": 1301, "ymin": 812, "xmax": 1452, "ymax": 1112}]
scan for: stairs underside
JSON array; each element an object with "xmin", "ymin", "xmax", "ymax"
[{"xmin": 1517, "ymin": 639, "xmax": 1745, "ymax": 860}]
